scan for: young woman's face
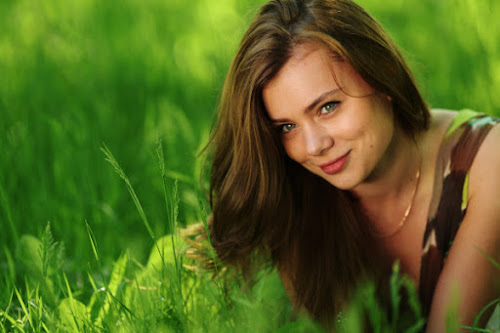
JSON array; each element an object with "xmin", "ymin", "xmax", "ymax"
[{"xmin": 263, "ymin": 44, "xmax": 395, "ymax": 190}]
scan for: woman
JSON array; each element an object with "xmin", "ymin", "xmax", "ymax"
[{"xmin": 205, "ymin": 0, "xmax": 500, "ymax": 330}]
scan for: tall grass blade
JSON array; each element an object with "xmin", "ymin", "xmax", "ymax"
[
  {"xmin": 62, "ymin": 273, "xmax": 73, "ymax": 300},
  {"xmin": 85, "ymin": 220, "xmax": 100, "ymax": 262},
  {"xmin": 156, "ymin": 140, "xmax": 184, "ymax": 310},
  {"xmin": 0, "ymin": 291, "xmax": 22, "ymax": 331},
  {"xmin": 2, "ymin": 291, "xmax": 14, "ymax": 318},
  {"xmin": 94, "ymin": 251, "xmax": 128, "ymax": 327},
  {"xmin": 170, "ymin": 180, "xmax": 180, "ymax": 271},
  {"xmin": 474, "ymin": 245, "xmax": 500, "ymax": 271},
  {"xmin": 405, "ymin": 319, "xmax": 427, "ymax": 333},
  {"xmin": 86, "ymin": 272, "xmax": 99, "ymax": 312},
  {"xmin": 34, "ymin": 288, "xmax": 44, "ymax": 332},
  {"xmin": 14, "ymin": 286, "xmax": 35, "ymax": 331},
  {"xmin": 469, "ymin": 297, "xmax": 500, "ymax": 330},
  {"xmin": 164, "ymin": 170, "xmax": 195, "ymax": 185},
  {"xmin": 101, "ymin": 144, "xmax": 156, "ymax": 241},
  {"xmin": 198, "ymin": 197, "xmax": 220, "ymax": 279},
  {"xmin": 0, "ymin": 309, "xmax": 26, "ymax": 332},
  {"xmin": 456, "ymin": 326, "xmax": 491, "ymax": 333},
  {"xmin": 3, "ymin": 246, "xmax": 16, "ymax": 283},
  {"xmin": 390, "ymin": 261, "xmax": 401, "ymax": 330},
  {"xmin": 0, "ymin": 178, "xmax": 18, "ymax": 244}
]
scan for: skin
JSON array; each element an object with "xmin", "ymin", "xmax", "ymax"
[{"xmin": 263, "ymin": 43, "xmax": 500, "ymax": 331}]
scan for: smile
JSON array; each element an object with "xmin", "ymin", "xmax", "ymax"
[{"xmin": 319, "ymin": 151, "xmax": 351, "ymax": 175}]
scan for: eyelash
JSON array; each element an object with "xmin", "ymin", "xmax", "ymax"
[
  {"xmin": 320, "ymin": 101, "xmax": 340, "ymax": 115},
  {"xmin": 278, "ymin": 123, "xmax": 296, "ymax": 134},
  {"xmin": 277, "ymin": 101, "xmax": 340, "ymax": 134}
]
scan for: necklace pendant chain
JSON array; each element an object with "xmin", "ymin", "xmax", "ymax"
[{"xmin": 372, "ymin": 144, "xmax": 422, "ymax": 238}]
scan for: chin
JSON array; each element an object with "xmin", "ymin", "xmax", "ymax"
[
  {"xmin": 321, "ymin": 176, "xmax": 357, "ymax": 191},
  {"xmin": 305, "ymin": 166, "xmax": 359, "ymax": 190}
]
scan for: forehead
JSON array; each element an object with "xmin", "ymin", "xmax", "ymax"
[{"xmin": 263, "ymin": 43, "xmax": 373, "ymax": 112}]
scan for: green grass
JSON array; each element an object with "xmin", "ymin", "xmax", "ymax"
[{"xmin": 1, "ymin": 0, "xmax": 499, "ymax": 331}]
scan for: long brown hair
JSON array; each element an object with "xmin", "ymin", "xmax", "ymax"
[{"xmin": 206, "ymin": 0, "xmax": 430, "ymax": 325}]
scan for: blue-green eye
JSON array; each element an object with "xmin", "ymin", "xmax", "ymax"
[
  {"xmin": 320, "ymin": 101, "xmax": 339, "ymax": 115},
  {"xmin": 280, "ymin": 123, "xmax": 296, "ymax": 133}
]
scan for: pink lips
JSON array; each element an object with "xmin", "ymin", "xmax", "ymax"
[{"xmin": 320, "ymin": 151, "xmax": 350, "ymax": 175}]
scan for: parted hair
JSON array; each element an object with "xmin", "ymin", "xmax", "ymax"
[{"xmin": 206, "ymin": 0, "xmax": 430, "ymax": 325}]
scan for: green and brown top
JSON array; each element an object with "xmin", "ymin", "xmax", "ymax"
[{"xmin": 419, "ymin": 109, "xmax": 499, "ymax": 315}]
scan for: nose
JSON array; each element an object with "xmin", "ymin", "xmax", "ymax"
[{"xmin": 303, "ymin": 124, "xmax": 334, "ymax": 156}]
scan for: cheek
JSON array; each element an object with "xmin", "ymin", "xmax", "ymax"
[
  {"xmin": 282, "ymin": 137, "xmax": 305, "ymax": 163},
  {"xmin": 364, "ymin": 110, "xmax": 394, "ymax": 154},
  {"xmin": 333, "ymin": 115, "xmax": 367, "ymax": 141},
  {"xmin": 340, "ymin": 98, "xmax": 393, "ymax": 142}
]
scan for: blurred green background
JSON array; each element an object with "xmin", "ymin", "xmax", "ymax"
[{"xmin": 0, "ymin": 0, "xmax": 499, "ymax": 310}]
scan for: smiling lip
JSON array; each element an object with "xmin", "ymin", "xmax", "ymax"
[{"xmin": 319, "ymin": 151, "xmax": 351, "ymax": 175}]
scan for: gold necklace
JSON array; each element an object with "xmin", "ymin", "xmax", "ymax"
[{"xmin": 372, "ymin": 145, "xmax": 422, "ymax": 238}]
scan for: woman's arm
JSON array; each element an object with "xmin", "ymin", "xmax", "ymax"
[{"xmin": 426, "ymin": 124, "xmax": 500, "ymax": 332}]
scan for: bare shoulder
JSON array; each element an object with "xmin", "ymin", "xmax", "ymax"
[
  {"xmin": 429, "ymin": 108, "xmax": 457, "ymax": 119},
  {"xmin": 469, "ymin": 120, "xmax": 500, "ymax": 205},
  {"xmin": 419, "ymin": 109, "xmax": 457, "ymax": 158},
  {"xmin": 427, "ymin": 109, "xmax": 456, "ymax": 139},
  {"xmin": 429, "ymin": 108, "xmax": 456, "ymax": 130}
]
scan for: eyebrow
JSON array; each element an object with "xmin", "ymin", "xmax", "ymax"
[{"xmin": 270, "ymin": 88, "xmax": 340, "ymax": 124}]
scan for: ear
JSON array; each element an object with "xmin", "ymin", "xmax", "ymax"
[{"xmin": 387, "ymin": 95, "xmax": 392, "ymax": 102}]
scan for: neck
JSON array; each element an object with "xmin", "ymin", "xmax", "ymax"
[{"xmin": 351, "ymin": 127, "xmax": 421, "ymax": 206}]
